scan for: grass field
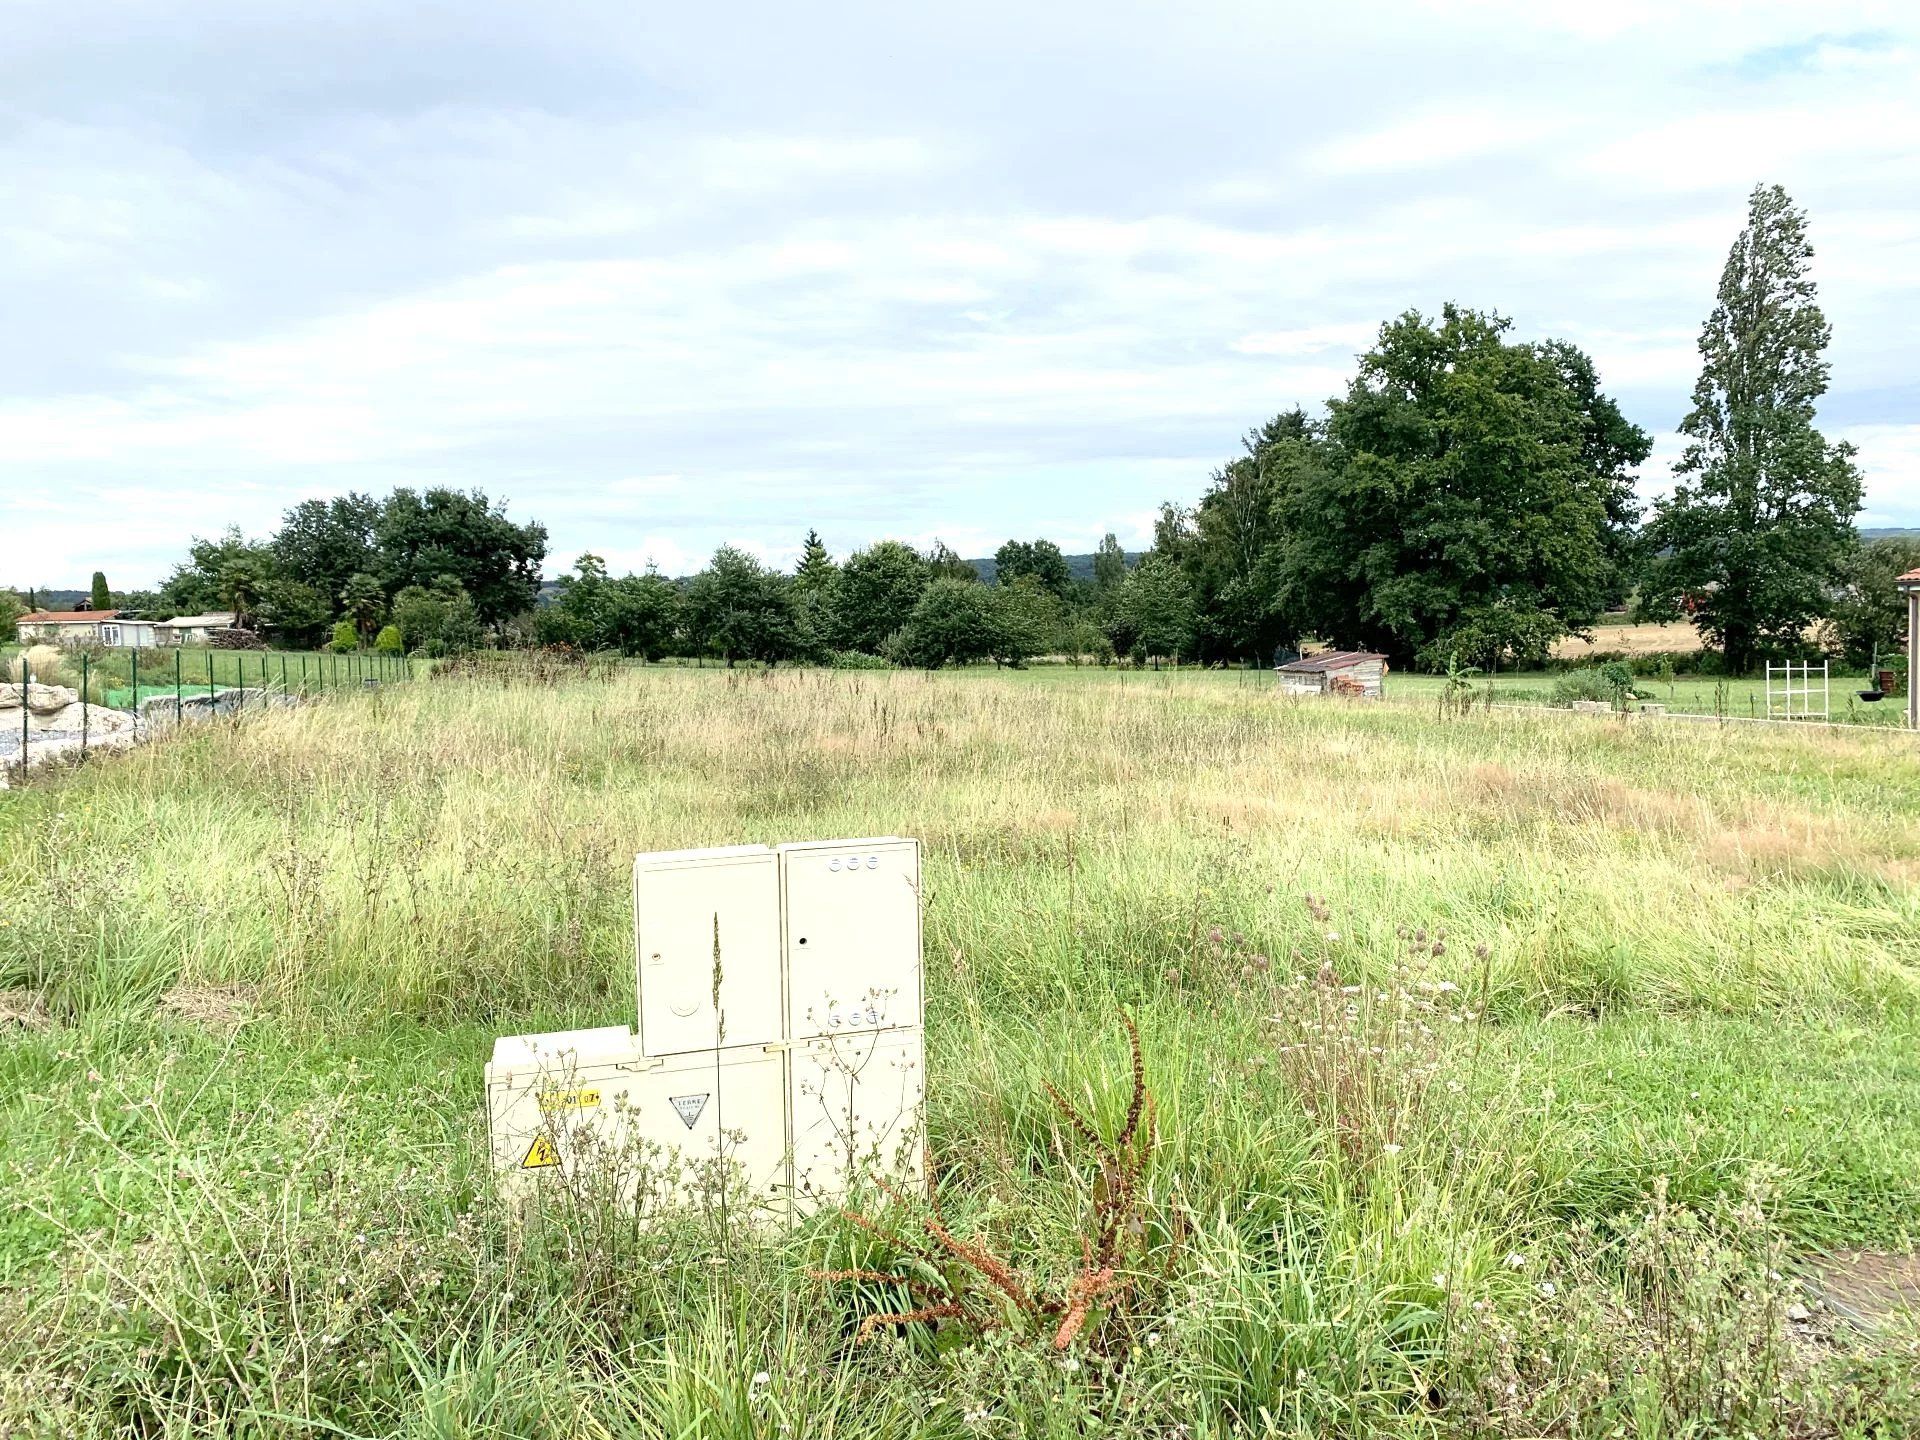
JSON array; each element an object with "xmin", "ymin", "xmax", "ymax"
[{"xmin": 2, "ymin": 666, "xmax": 1917, "ymax": 1436}]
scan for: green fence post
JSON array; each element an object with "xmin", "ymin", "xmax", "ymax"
[
  {"xmin": 130, "ymin": 647, "xmax": 138, "ymax": 712},
  {"xmin": 20, "ymin": 651, "xmax": 30, "ymax": 774},
  {"xmin": 175, "ymin": 648, "xmax": 183, "ymax": 720},
  {"xmin": 81, "ymin": 653, "xmax": 89, "ymax": 756},
  {"xmin": 208, "ymin": 649, "xmax": 215, "ymax": 704}
]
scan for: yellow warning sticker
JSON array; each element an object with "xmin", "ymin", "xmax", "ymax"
[
  {"xmin": 520, "ymin": 1134, "xmax": 560, "ymax": 1170},
  {"xmin": 537, "ymin": 1087, "xmax": 601, "ymax": 1110}
]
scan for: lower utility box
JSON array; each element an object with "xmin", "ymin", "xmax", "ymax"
[
  {"xmin": 786, "ymin": 1027, "xmax": 925, "ymax": 1214},
  {"xmin": 486, "ymin": 1027, "xmax": 789, "ymax": 1218}
]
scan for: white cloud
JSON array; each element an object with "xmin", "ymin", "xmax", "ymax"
[
  {"xmin": 3, "ymin": 1, "xmax": 1919, "ymax": 584},
  {"xmin": 1309, "ymin": 109, "xmax": 1541, "ymax": 174}
]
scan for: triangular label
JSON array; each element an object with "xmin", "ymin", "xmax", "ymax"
[
  {"xmin": 520, "ymin": 1133, "xmax": 560, "ymax": 1170},
  {"xmin": 670, "ymin": 1093, "xmax": 710, "ymax": 1130}
]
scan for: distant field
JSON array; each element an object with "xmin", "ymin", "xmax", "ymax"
[
  {"xmin": 2, "ymin": 664, "xmax": 1916, "ymax": 1436},
  {"xmin": 1552, "ymin": 617, "xmax": 1702, "ymax": 657}
]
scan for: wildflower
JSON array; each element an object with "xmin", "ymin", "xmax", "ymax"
[
  {"xmin": 1504, "ymin": 1252, "xmax": 1527, "ymax": 1269},
  {"xmin": 1381, "ymin": 1143, "xmax": 1403, "ymax": 1156},
  {"xmin": 1432, "ymin": 1271, "xmax": 1449, "ymax": 1289},
  {"xmin": 1326, "ymin": 930, "xmax": 1341, "ymax": 942},
  {"xmin": 1538, "ymin": 1281, "xmax": 1556, "ymax": 1298},
  {"xmin": 751, "ymin": 1370, "xmax": 771, "ymax": 1388}
]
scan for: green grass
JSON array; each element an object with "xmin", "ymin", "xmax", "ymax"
[{"xmin": 2, "ymin": 665, "xmax": 1916, "ymax": 1436}]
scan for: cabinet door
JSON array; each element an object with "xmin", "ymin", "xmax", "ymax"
[
  {"xmin": 787, "ymin": 1028, "xmax": 925, "ymax": 1212},
  {"xmin": 780, "ymin": 838, "xmax": 921, "ymax": 1041},
  {"xmin": 489, "ymin": 1041, "xmax": 789, "ymax": 1219},
  {"xmin": 635, "ymin": 847, "xmax": 784, "ymax": 1055}
]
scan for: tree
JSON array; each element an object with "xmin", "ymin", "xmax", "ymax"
[
  {"xmin": 1117, "ymin": 553, "xmax": 1194, "ymax": 665},
  {"xmin": 0, "ymin": 590, "xmax": 23, "ymax": 643},
  {"xmin": 924, "ymin": 540, "xmax": 980, "ymax": 583},
  {"xmin": 391, "ymin": 585, "xmax": 450, "ymax": 653},
  {"xmin": 373, "ymin": 624, "xmax": 404, "ymax": 654},
  {"xmin": 994, "ymin": 538, "xmax": 1071, "ymax": 598},
  {"xmin": 792, "ymin": 530, "xmax": 841, "ymax": 661},
  {"xmin": 989, "ymin": 576, "xmax": 1062, "ymax": 667},
  {"xmin": 375, "ymin": 487, "xmax": 547, "ymax": 627},
  {"xmin": 1092, "ymin": 532, "xmax": 1129, "ymax": 593},
  {"xmin": 89, "ymin": 571, "xmax": 111, "ymax": 611},
  {"xmin": 890, "ymin": 577, "xmax": 1001, "ymax": 668},
  {"xmin": 600, "ymin": 570, "xmax": 683, "ymax": 659},
  {"xmin": 272, "ymin": 494, "xmax": 381, "ymax": 612},
  {"xmin": 255, "ymin": 578, "xmax": 331, "ymax": 649},
  {"xmin": 1176, "ymin": 411, "xmax": 1315, "ymax": 664},
  {"xmin": 685, "ymin": 547, "xmax": 795, "ymax": 665},
  {"xmin": 1642, "ymin": 185, "xmax": 1863, "ymax": 673},
  {"xmin": 1823, "ymin": 537, "xmax": 1920, "ymax": 669},
  {"xmin": 836, "ymin": 541, "xmax": 928, "ymax": 653},
  {"xmin": 160, "ymin": 529, "xmax": 273, "ymax": 619},
  {"xmin": 329, "ymin": 619, "xmax": 359, "ymax": 653},
  {"xmin": 339, "ymin": 572, "xmax": 386, "ymax": 642},
  {"xmin": 1277, "ymin": 307, "xmax": 1646, "ymax": 666},
  {"xmin": 436, "ymin": 594, "xmax": 486, "ymax": 656}
]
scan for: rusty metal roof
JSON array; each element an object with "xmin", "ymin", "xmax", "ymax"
[
  {"xmin": 1278, "ymin": 650, "xmax": 1386, "ymax": 672},
  {"xmin": 19, "ymin": 610, "xmax": 118, "ymax": 623}
]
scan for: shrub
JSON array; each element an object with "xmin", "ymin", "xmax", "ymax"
[
  {"xmin": 1550, "ymin": 668, "xmax": 1611, "ymax": 705},
  {"xmin": 373, "ymin": 625, "xmax": 404, "ymax": 655},
  {"xmin": 328, "ymin": 620, "xmax": 358, "ymax": 654},
  {"xmin": 9, "ymin": 644, "xmax": 65, "ymax": 685}
]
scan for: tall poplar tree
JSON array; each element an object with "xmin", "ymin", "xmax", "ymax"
[{"xmin": 1643, "ymin": 184, "xmax": 1862, "ymax": 673}]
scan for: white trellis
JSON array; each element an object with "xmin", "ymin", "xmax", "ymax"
[{"xmin": 1765, "ymin": 660, "xmax": 1828, "ymax": 721}]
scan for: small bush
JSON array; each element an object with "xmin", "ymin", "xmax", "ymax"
[
  {"xmin": 1550, "ymin": 668, "xmax": 1610, "ymax": 705},
  {"xmin": 373, "ymin": 625, "xmax": 404, "ymax": 655},
  {"xmin": 328, "ymin": 620, "xmax": 358, "ymax": 654},
  {"xmin": 9, "ymin": 643, "xmax": 67, "ymax": 685}
]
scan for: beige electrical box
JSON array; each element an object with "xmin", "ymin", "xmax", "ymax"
[
  {"xmin": 779, "ymin": 837, "xmax": 922, "ymax": 1041},
  {"xmin": 786, "ymin": 1027, "xmax": 925, "ymax": 1213},
  {"xmin": 634, "ymin": 845, "xmax": 783, "ymax": 1055},
  {"xmin": 492, "ymin": 835, "xmax": 927, "ymax": 1221},
  {"xmin": 486, "ymin": 1027, "xmax": 789, "ymax": 1217}
]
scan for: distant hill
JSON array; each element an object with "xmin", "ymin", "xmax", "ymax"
[
  {"xmin": 964, "ymin": 551, "xmax": 1145, "ymax": 585},
  {"xmin": 1861, "ymin": 528, "xmax": 1920, "ymax": 541},
  {"xmin": 17, "ymin": 589, "xmax": 89, "ymax": 611}
]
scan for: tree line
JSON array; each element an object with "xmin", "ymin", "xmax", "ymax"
[{"xmin": 11, "ymin": 185, "xmax": 1910, "ymax": 676}]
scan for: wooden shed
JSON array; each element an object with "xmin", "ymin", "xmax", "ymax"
[{"xmin": 1276, "ymin": 650, "xmax": 1388, "ymax": 699}]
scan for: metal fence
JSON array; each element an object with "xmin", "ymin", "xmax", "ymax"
[{"xmin": 4, "ymin": 646, "xmax": 414, "ymax": 781}]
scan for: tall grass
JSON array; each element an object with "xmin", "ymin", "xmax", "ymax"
[{"xmin": 2, "ymin": 666, "xmax": 1917, "ymax": 1436}]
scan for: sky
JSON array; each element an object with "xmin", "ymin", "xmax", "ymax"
[{"xmin": 4, "ymin": 1, "xmax": 1919, "ymax": 589}]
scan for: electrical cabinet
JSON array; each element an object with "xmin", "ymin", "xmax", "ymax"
[
  {"xmin": 486, "ymin": 1027, "xmax": 789, "ymax": 1217},
  {"xmin": 493, "ymin": 836, "xmax": 926, "ymax": 1220},
  {"xmin": 779, "ymin": 837, "xmax": 922, "ymax": 1041},
  {"xmin": 786, "ymin": 1027, "xmax": 925, "ymax": 1214},
  {"xmin": 634, "ymin": 845, "xmax": 783, "ymax": 1055}
]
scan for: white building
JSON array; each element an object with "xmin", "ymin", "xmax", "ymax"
[
  {"xmin": 17, "ymin": 609, "xmax": 160, "ymax": 648},
  {"xmin": 152, "ymin": 613, "xmax": 238, "ymax": 646}
]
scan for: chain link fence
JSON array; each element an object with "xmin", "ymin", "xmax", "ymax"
[{"xmin": 3, "ymin": 646, "xmax": 414, "ymax": 783}]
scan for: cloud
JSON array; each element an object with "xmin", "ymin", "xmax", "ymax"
[{"xmin": 3, "ymin": 1, "xmax": 1918, "ymax": 585}]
